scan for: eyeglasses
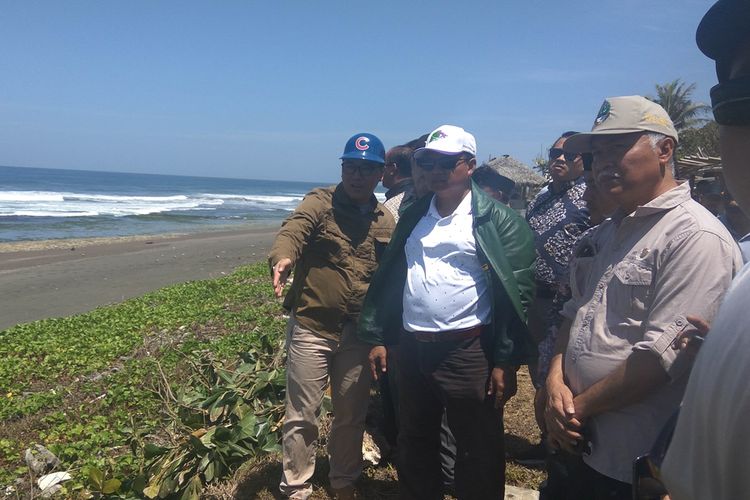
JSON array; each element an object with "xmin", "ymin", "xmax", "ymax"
[
  {"xmin": 548, "ymin": 148, "xmax": 581, "ymax": 162},
  {"xmin": 341, "ymin": 161, "xmax": 383, "ymax": 176},
  {"xmin": 414, "ymin": 155, "xmax": 468, "ymax": 171},
  {"xmin": 710, "ymin": 76, "xmax": 750, "ymax": 126}
]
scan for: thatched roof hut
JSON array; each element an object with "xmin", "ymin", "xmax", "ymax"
[
  {"xmin": 676, "ymin": 153, "xmax": 722, "ymax": 178},
  {"xmin": 480, "ymin": 155, "xmax": 546, "ymax": 207},
  {"xmin": 483, "ymin": 155, "xmax": 546, "ymax": 187}
]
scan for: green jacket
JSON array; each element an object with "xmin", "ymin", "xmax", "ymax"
[{"xmin": 357, "ymin": 181, "xmax": 537, "ymax": 366}]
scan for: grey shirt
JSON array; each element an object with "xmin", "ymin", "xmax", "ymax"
[{"xmin": 561, "ymin": 181, "xmax": 743, "ymax": 483}]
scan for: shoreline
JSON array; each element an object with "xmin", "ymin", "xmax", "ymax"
[
  {"xmin": 0, "ymin": 225, "xmax": 280, "ymax": 331},
  {"xmin": 0, "ymin": 220, "xmax": 282, "ymax": 253}
]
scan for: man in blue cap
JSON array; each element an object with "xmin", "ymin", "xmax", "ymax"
[{"xmin": 270, "ymin": 133, "xmax": 395, "ymax": 499}]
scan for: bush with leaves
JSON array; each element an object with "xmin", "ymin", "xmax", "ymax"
[{"xmin": 140, "ymin": 331, "xmax": 287, "ymax": 500}]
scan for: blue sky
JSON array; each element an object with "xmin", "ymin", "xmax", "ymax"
[{"xmin": 0, "ymin": 0, "xmax": 717, "ymax": 183}]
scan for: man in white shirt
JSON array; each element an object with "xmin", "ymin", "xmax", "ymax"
[{"xmin": 359, "ymin": 125, "xmax": 536, "ymax": 499}]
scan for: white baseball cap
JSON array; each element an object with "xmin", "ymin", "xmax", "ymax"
[{"xmin": 414, "ymin": 124, "xmax": 477, "ymax": 157}]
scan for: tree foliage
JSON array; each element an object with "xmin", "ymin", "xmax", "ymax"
[
  {"xmin": 677, "ymin": 120, "xmax": 720, "ymax": 158},
  {"xmin": 650, "ymin": 79, "xmax": 711, "ymax": 131},
  {"xmin": 532, "ymin": 153, "xmax": 550, "ymax": 180}
]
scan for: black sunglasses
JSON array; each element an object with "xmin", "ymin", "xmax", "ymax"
[
  {"xmin": 414, "ymin": 155, "xmax": 468, "ymax": 172},
  {"xmin": 711, "ymin": 76, "xmax": 750, "ymax": 126},
  {"xmin": 549, "ymin": 148, "xmax": 581, "ymax": 162},
  {"xmin": 341, "ymin": 161, "xmax": 383, "ymax": 176}
]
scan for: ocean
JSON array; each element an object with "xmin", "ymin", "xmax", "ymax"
[{"xmin": 0, "ymin": 165, "xmax": 360, "ymax": 243}]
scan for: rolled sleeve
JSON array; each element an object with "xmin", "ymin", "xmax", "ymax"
[{"xmin": 632, "ymin": 230, "xmax": 740, "ymax": 378}]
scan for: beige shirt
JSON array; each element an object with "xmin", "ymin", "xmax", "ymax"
[{"xmin": 561, "ymin": 182, "xmax": 743, "ymax": 483}]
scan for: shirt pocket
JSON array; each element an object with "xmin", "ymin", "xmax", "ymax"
[
  {"xmin": 310, "ymin": 217, "xmax": 347, "ymax": 265},
  {"xmin": 609, "ymin": 260, "xmax": 654, "ymax": 319}
]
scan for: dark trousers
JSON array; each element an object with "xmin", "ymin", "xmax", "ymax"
[
  {"xmin": 541, "ymin": 452, "xmax": 631, "ymax": 500},
  {"xmin": 540, "ymin": 450, "xmax": 591, "ymax": 500},
  {"xmin": 380, "ymin": 345, "xmax": 458, "ymax": 489},
  {"xmin": 397, "ymin": 331, "xmax": 505, "ymax": 500}
]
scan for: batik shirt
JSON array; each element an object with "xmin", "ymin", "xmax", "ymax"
[{"xmin": 526, "ymin": 177, "xmax": 589, "ymax": 287}]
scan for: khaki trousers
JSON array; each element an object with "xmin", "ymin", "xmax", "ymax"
[{"xmin": 279, "ymin": 316, "xmax": 372, "ymax": 499}]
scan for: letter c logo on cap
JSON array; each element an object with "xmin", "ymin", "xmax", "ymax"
[{"xmin": 355, "ymin": 137, "xmax": 369, "ymax": 151}]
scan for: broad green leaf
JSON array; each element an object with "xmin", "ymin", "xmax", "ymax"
[
  {"xmin": 102, "ymin": 478, "xmax": 121, "ymax": 494},
  {"xmin": 189, "ymin": 435, "xmax": 210, "ymax": 453},
  {"xmin": 209, "ymin": 402, "xmax": 225, "ymax": 422},
  {"xmin": 180, "ymin": 475, "xmax": 202, "ymax": 500},
  {"xmin": 158, "ymin": 475, "xmax": 177, "ymax": 498},
  {"xmin": 144, "ymin": 443, "xmax": 169, "ymax": 459},
  {"xmin": 131, "ymin": 475, "xmax": 147, "ymax": 494},
  {"xmin": 213, "ymin": 426, "xmax": 231, "ymax": 442},
  {"xmin": 143, "ymin": 483, "xmax": 160, "ymax": 499},
  {"xmin": 262, "ymin": 441, "xmax": 281, "ymax": 454},
  {"xmin": 197, "ymin": 454, "xmax": 211, "ymax": 472},
  {"xmin": 88, "ymin": 467, "xmax": 104, "ymax": 490},
  {"xmin": 204, "ymin": 461, "xmax": 215, "ymax": 482}
]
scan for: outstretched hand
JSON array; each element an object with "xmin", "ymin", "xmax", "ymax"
[{"xmin": 272, "ymin": 258, "xmax": 293, "ymax": 298}]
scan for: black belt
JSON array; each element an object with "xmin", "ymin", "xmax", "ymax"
[{"xmin": 412, "ymin": 324, "xmax": 483, "ymax": 343}]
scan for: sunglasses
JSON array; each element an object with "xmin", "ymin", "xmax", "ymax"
[
  {"xmin": 548, "ymin": 148, "xmax": 581, "ymax": 162},
  {"xmin": 414, "ymin": 155, "xmax": 468, "ymax": 172},
  {"xmin": 711, "ymin": 76, "xmax": 750, "ymax": 126},
  {"xmin": 341, "ymin": 161, "xmax": 383, "ymax": 176}
]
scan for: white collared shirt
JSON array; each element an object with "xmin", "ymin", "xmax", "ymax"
[{"xmin": 402, "ymin": 191, "xmax": 491, "ymax": 332}]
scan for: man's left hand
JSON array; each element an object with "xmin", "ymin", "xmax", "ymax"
[{"xmin": 487, "ymin": 365, "xmax": 518, "ymax": 409}]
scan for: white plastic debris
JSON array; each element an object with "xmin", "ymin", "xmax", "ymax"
[
  {"xmin": 361, "ymin": 431, "xmax": 381, "ymax": 466},
  {"xmin": 37, "ymin": 471, "xmax": 71, "ymax": 491}
]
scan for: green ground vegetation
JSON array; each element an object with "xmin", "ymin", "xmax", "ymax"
[
  {"xmin": 0, "ymin": 263, "xmax": 288, "ymax": 498},
  {"xmin": 0, "ymin": 262, "xmax": 543, "ymax": 499}
]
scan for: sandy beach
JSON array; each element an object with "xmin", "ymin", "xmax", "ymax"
[{"xmin": 0, "ymin": 226, "xmax": 279, "ymax": 331}]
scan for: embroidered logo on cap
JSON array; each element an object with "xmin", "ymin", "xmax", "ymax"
[
  {"xmin": 355, "ymin": 137, "xmax": 370, "ymax": 151},
  {"xmin": 428, "ymin": 130, "xmax": 448, "ymax": 143},
  {"xmin": 594, "ymin": 100, "xmax": 611, "ymax": 126}
]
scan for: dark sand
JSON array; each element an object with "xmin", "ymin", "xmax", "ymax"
[{"xmin": 0, "ymin": 227, "xmax": 278, "ymax": 331}]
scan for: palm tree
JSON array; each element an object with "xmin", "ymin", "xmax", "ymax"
[{"xmin": 650, "ymin": 79, "xmax": 711, "ymax": 131}]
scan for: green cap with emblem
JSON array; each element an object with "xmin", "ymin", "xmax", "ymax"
[{"xmin": 563, "ymin": 95, "xmax": 679, "ymax": 153}]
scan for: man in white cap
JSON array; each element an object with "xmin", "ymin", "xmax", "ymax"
[
  {"xmin": 359, "ymin": 125, "xmax": 536, "ymax": 499},
  {"xmin": 543, "ymin": 96, "xmax": 742, "ymax": 498},
  {"xmin": 660, "ymin": 2, "xmax": 750, "ymax": 498}
]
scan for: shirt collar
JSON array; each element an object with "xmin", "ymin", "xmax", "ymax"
[
  {"xmin": 618, "ymin": 181, "xmax": 692, "ymax": 219},
  {"xmin": 427, "ymin": 190, "xmax": 473, "ymax": 219},
  {"xmin": 334, "ymin": 183, "xmax": 380, "ymax": 213},
  {"xmin": 549, "ymin": 176, "xmax": 585, "ymax": 195}
]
